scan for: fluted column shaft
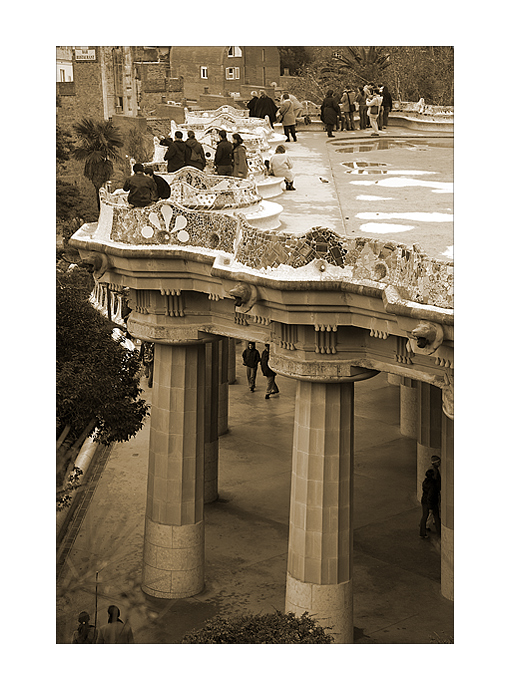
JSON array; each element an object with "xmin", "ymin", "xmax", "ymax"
[
  {"xmin": 218, "ymin": 338, "xmax": 229, "ymax": 437},
  {"xmin": 285, "ymin": 380, "xmax": 354, "ymax": 643},
  {"xmin": 204, "ymin": 341, "xmax": 220, "ymax": 503},
  {"xmin": 227, "ymin": 337, "xmax": 237, "ymax": 384},
  {"xmin": 400, "ymin": 377, "xmax": 418, "ymax": 438},
  {"xmin": 141, "ymin": 343, "xmax": 205, "ymax": 598},
  {"xmin": 441, "ymin": 412, "xmax": 454, "ymax": 600},
  {"xmin": 416, "ymin": 382, "xmax": 442, "ymax": 499}
]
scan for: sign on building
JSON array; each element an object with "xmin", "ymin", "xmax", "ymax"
[{"xmin": 75, "ymin": 48, "xmax": 96, "ymax": 61}]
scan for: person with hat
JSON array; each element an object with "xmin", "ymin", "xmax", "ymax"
[
  {"xmin": 71, "ymin": 611, "xmax": 97, "ymax": 644},
  {"xmin": 96, "ymin": 605, "xmax": 134, "ymax": 644}
]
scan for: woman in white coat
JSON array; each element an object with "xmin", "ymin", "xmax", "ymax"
[{"xmin": 269, "ymin": 145, "xmax": 296, "ymax": 190}]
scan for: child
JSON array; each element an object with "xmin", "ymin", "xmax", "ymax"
[{"xmin": 269, "ymin": 145, "xmax": 295, "ymax": 191}]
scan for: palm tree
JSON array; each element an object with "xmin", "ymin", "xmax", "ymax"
[
  {"xmin": 323, "ymin": 47, "xmax": 391, "ymax": 85},
  {"xmin": 73, "ymin": 117, "xmax": 124, "ymax": 212}
]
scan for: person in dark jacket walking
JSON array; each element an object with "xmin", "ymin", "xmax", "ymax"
[
  {"xmin": 247, "ymin": 91, "xmax": 259, "ymax": 118},
  {"xmin": 144, "ymin": 166, "xmax": 170, "ymax": 199},
  {"xmin": 242, "ymin": 341, "xmax": 261, "ymax": 391},
  {"xmin": 184, "ymin": 130, "xmax": 206, "ymax": 171},
  {"xmin": 419, "ymin": 469, "xmax": 441, "ymax": 538},
  {"xmin": 123, "ymin": 163, "xmax": 158, "ymax": 207},
  {"xmin": 260, "ymin": 344, "xmax": 279, "ymax": 399},
  {"xmin": 320, "ymin": 90, "xmax": 340, "ymax": 137},
  {"xmin": 164, "ymin": 131, "xmax": 187, "ymax": 172},
  {"xmin": 255, "ymin": 90, "xmax": 279, "ymax": 128},
  {"xmin": 214, "ymin": 130, "xmax": 234, "ymax": 176}
]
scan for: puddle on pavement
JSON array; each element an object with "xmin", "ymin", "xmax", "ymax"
[
  {"xmin": 341, "ymin": 161, "xmax": 389, "ymax": 174},
  {"xmin": 332, "ymin": 139, "xmax": 453, "ymax": 154}
]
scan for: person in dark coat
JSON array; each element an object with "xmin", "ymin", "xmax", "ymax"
[
  {"xmin": 164, "ymin": 131, "xmax": 187, "ymax": 172},
  {"xmin": 71, "ymin": 611, "xmax": 97, "ymax": 644},
  {"xmin": 247, "ymin": 91, "xmax": 259, "ymax": 118},
  {"xmin": 242, "ymin": 341, "xmax": 261, "ymax": 391},
  {"xmin": 419, "ymin": 469, "xmax": 441, "ymax": 538},
  {"xmin": 380, "ymin": 84, "xmax": 393, "ymax": 128},
  {"xmin": 96, "ymin": 605, "xmax": 134, "ymax": 644},
  {"xmin": 260, "ymin": 344, "xmax": 279, "ymax": 399},
  {"xmin": 214, "ymin": 129, "xmax": 234, "ymax": 176},
  {"xmin": 320, "ymin": 90, "xmax": 340, "ymax": 138},
  {"xmin": 184, "ymin": 130, "xmax": 206, "ymax": 170},
  {"xmin": 123, "ymin": 163, "xmax": 158, "ymax": 207},
  {"xmin": 144, "ymin": 166, "xmax": 170, "ymax": 199},
  {"xmin": 232, "ymin": 133, "xmax": 248, "ymax": 178},
  {"xmin": 255, "ymin": 90, "xmax": 279, "ymax": 128}
]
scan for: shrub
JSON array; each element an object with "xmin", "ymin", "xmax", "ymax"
[{"xmin": 181, "ymin": 611, "xmax": 334, "ymax": 644}]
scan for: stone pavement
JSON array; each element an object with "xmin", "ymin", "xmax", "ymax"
[{"xmin": 56, "ymin": 125, "xmax": 454, "ymax": 644}]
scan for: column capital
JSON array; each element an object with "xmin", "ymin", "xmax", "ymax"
[{"xmin": 270, "ymin": 354, "xmax": 379, "ymax": 383}]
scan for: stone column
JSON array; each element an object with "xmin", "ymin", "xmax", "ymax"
[
  {"xmin": 441, "ymin": 412, "xmax": 454, "ymax": 600},
  {"xmin": 416, "ymin": 382, "xmax": 442, "ymax": 499},
  {"xmin": 400, "ymin": 377, "xmax": 418, "ymax": 438},
  {"xmin": 204, "ymin": 341, "xmax": 220, "ymax": 503},
  {"xmin": 387, "ymin": 373, "xmax": 400, "ymax": 386},
  {"xmin": 285, "ymin": 380, "xmax": 354, "ymax": 643},
  {"xmin": 142, "ymin": 342, "xmax": 205, "ymax": 599},
  {"xmin": 218, "ymin": 338, "xmax": 229, "ymax": 437},
  {"xmin": 227, "ymin": 337, "xmax": 237, "ymax": 384}
]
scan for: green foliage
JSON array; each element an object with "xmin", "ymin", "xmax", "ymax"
[
  {"xmin": 327, "ymin": 46, "xmax": 391, "ymax": 84},
  {"xmin": 57, "ymin": 125, "xmax": 75, "ymax": 167},
  {"xmin": 181, "ymin": 610, "xmax": 334, "ymax": 644},
  {"xmin": 56, "ymin": 267, "xmax": 149, "ymax": 448},
  {"xmin": 124, "ymin": 126, "xmax": 154, "ymax": 166},
  {"xmin": 277, "ymin": 46, "xmax": 310, "ymax": 76},
  {"xmin": 56, "ymin": 179, "xmax": 89, "ymax": 221}
]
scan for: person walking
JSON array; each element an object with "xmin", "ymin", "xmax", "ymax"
[
  {"xmin": 419, "ymin": 470, "xmax": 441, "ymax": 538},
  {"xmin": 426, "ymin": 456, "xmax": 441, "ymax": 531},
  {"xmin": 242, "ymin": 341, "xmax": 261, "ymax": 392},
  {"xmin": 366, "ymin": 88, "xmax": 383, "ymax": 137},
  {"xmin": 255, "ymin": 90, "xmax": 279, "ymax": 128},
  {"xmin": 71, "ymin": 611, "xmax": 97, "ymax": 644},
  {"xmin": 261, "ymin": 344, "xmax": 279, "ymax": 399},
  {"xmin": 278, "ymin": 93, "xmax": 297, "ymax": 142},
  {"xmin": 320, "ymin": 90, "xmax": 340, "ymax": 138},
  {"xmin": 184, "ymin": 130, "xmax": 206, "ymax": 171},
  {"xmin": 164, "ymin": 131, "xmax": 187, "ymax": 173},
  {"xmin": 96, "ymin": 605, "xmax": 134, "ymax": 644},
  {"xmin": 232, "ymin": 134, "xmax": 248, "ymax": 179},
  {"xmin": 269, "ymin": 145, "xmax": 295, "ymax": 191},
  {"xmin": 214, "ymin": 129, "xmax": 234, "ymax": 176}
]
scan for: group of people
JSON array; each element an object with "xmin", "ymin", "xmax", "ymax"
[
  {"xmin": 71, "ymin": 605, "xmax": 134, "ymax": 644},
  {"xmin": 321, "ymin": 83, "xmax": 393, "ymax": 138},
  {"xmin": 242, "ymin": 342, "xmax": 279, "ymax": 398},
  {"xmin": 161, "ymin": 129, "xmax": 206, "ymax": 172},
  {"xmin": 122, "ymin": 163, "xmax": 171, "ymax": 208}
]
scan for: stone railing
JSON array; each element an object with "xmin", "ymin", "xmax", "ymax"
[
  {"xmin": 185, "ymin": 104, "xmax": 250, "ymax": 120},
  {"xmin": 392, "ymin": 100, "xmax": 454, "ymax": 119},
  {"xmin": 168, "ymin": 168, "xmax": 261, "ymax": 210}
]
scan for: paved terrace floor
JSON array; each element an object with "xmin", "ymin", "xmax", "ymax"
[{"xmin": 56, "ymin": 125, "xmax": 454, "ymax": 644}]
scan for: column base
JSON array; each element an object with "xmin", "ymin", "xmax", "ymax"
[
  {"xmin": 141, "ymin": 516, "xmax": 204, "ymax": 599},
  {"xmin": 285, "ymin": 573, "xmax": 353, "ymax": 643},
  {"xmin": 441, "ymin": 524, "xmax": 454, "ymax": 601}
]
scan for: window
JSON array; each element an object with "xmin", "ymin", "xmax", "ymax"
[
  {"xmin": 228, "ymin": 46, "xmax": 242, "ymax": 58},
  {"xmin": 60, "ymin": 69, "xmax": 66, "ymax": 82},
  {"xmin": 200, "ymin": 66, "xmax": 208, "ymax": 79},
  {"xmin": 225, "ymin": 67, "xmax": 240, "ymax": 80}
]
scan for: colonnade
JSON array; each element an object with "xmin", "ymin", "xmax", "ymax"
[{"xmin": 141, "ymin": 337, "xmax": 453, "ymax": 640}]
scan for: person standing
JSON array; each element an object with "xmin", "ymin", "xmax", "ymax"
[
  {"xmin": 184, "ymin": 130, "xmax": 206, "ymax": 171},
  {"xmin": 96, "ymin": 605, "xmax": 134, "ymax": 644},
  {"xmin": 261, "ymin": 344, "xmax": 279, "ymax": 399},
  {"xmin": 71, "ymin": 611, "xmax": 97, "ymax": 644},
  {"xmin": 269, "ymin": 145, "xmax": 295, "ymax": 191},
  {"xmin": 255, "ymin": 90, "xmax": 279, "ymax": 128},
  {"xmin": 247, "ymin": 91, "xmax": 259, "ymax": 118},
  {"xmin": 242, "ymin": 341, "xmax": 261, "ymax": 392},
  {"xmin": 232, "ymin": 134, "xmax": 248, "ymax": 178},
  {"xmin": 143, "ymin": 166, "xmax": 170, "ymax": 199},
  {"xmin": 164, "ymin": 131, "xmax": 187, "ymax": 173},
  {"xmin": 320, "ymin": 90, "xmax": 340, "ymax": 138},
  {"xmin": 123, "ymin": 163, "xmax": 158, "ymax": 207},
  {"xmin": 419, "ymin": 470, "xmax": 441, "ymax": 538},
  {"xmin": 366, "ymin": 88, "xmax": 383, "ymax": 137},
  {"xmin": 278, "ymin": 93, "xmax": 297, "ymax": 142},
  {"xmin": 380, "ymin": 84, "xmax": 393, "ymax": 129},
  {"xmin": 426, "ymin": 456, "xmax": 441, "ymax": 530},
  {"xmin": 356, "ymin": 86, "xmax": 368, "ymax": 129},
  {"xmin": 214, "ymin": 129, "xmax": 234, "ymax": 176}
]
